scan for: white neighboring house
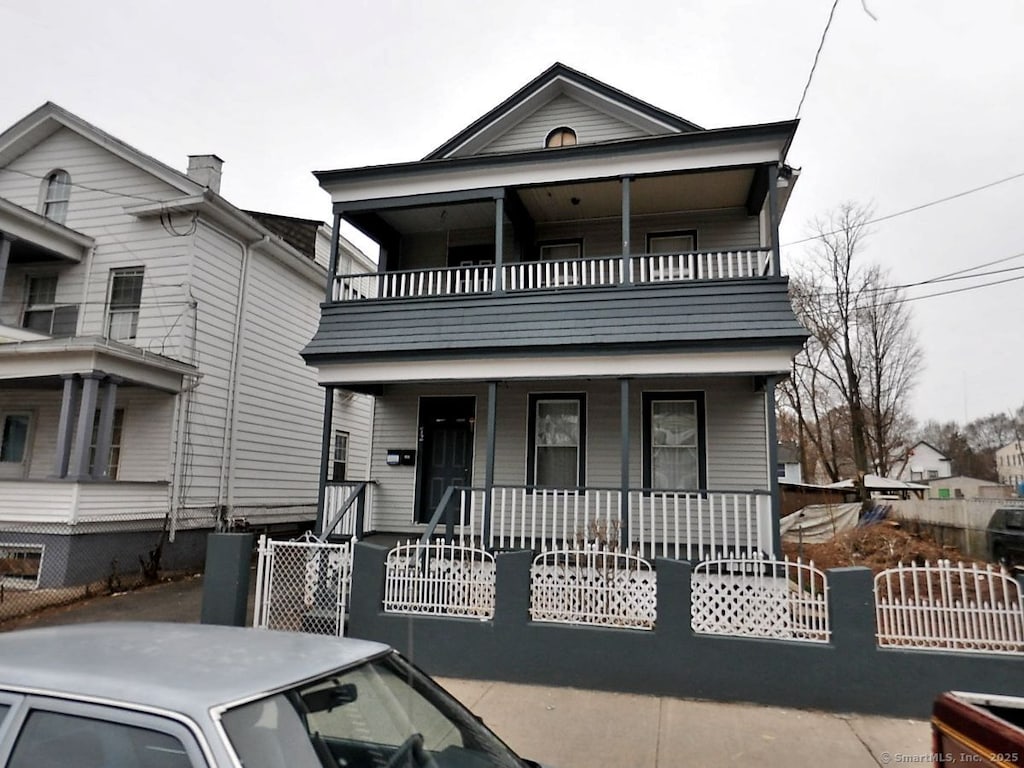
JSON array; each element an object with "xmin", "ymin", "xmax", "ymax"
[
  {"xmin": 890, "ymin": 441, "xmax": 952, "ymax": 483},
  {"xmin": 777, "ymin": 443, "xmax": 802, "ymax": 484},
  {"xmin": 0, "ymin": 103, "xmax": 373, "ymax": 588},
  {"xmin": 996, "ymin": 440, "xmax": 1024, "ymax": 490}
]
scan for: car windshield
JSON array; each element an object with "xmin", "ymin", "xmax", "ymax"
[{"xmin": 220, "ymin": 651, "xmax": 527, "ymax": 768}]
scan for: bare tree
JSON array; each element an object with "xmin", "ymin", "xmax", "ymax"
[{"xmin": 780, "ymin": 202, "xmax": 922, "ymax": 484}]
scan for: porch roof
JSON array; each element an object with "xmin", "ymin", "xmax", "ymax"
[
  {"xmin": 0, "ymin": 197, "xmax": 94, "ymax": 263},
  {"xmin": 0, "ymin": 335, "xmax": 197, "ymax": 392}
]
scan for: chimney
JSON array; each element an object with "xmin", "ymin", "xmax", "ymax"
[{"xmin": 186, "ymin": 154, "xmax": 224, "ymax": 194}]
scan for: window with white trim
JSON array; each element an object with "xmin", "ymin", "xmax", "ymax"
[
  {"xmin": 42, "ymin": 169, "xmax": 71, "ymax": 223},
  {"xmin": 538, "ymin": 240, "xmax": 582, "ymax": 261},
  {"xmin": 528, "ymin": 394, "xmax": 585, "ymax": 488},
  {"xmin": 545, "ymin": 126, "xmax": 577, "ymax": 148},
  {"xmin": 0, "ymin": 414, "xmax": 31, "ymax": 464},
  {"xmin": 106, "ymin": 267, "xmax": 144, "ymax": 341},
  {"xmin": 642, "ymin": 392, "xmax": 706, "ymax": 491},
  {"xmin": 332, "ymin": 430, "xmax": 349, "ymax": 482},
  {"xmin": 89, "ymin": 408, "xmax": 125, "ymax": 479},
  {"xmin": 22, "ymin": 275, "xmax": 58, "ymax": 333}
]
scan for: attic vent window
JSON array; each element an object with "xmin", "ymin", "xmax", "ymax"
[{"xmin": 545, "ymin": 127, "xmax": 577, "ymax": 148}]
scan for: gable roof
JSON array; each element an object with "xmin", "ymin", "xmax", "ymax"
[
  {"xmin": 425, "ymin": 62, "xmax": 703, "ymax": 160},
  {"xmin": 0, "ymin": 102, "xmax": 203, "ymax": 197}
]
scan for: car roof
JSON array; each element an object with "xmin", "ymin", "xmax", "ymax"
[{"xmin": 0, "ymin": 622, "xmax": 390, "ymax": 719}]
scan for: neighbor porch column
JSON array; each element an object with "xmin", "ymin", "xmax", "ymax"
[
  {"xmin": 325, "ymin": 212, "xmax": 342, "ymax": 302},
  {"xmin": 53, "ymin": 374, "xmax": 80, "ymax": 478},
  {"xmin": 764, "ymin": 374, "xmax": 782, "ymax": 557},
  {"xmin": 91, "ymin": 375, "xmax": 121, "ymax": 479},
  {"xmin": 0, "ymin": 235, "xmax": 10, "ymax": 300},
  {"xmin": 619, "ymin": 377, "xmax": 631, "ymax": 551},
  {"xmin": 483, "ymin": 381, "xmax": 498, "ymax": 545},
  {"xmin": 315, "ymin": 385, "xmax": 336, "ymax": 536},
  {"xmin": 68, "ymin": 372, "xmax": 101, "ymax": 479},
  {"xmin": 767, "ymin": 163, "xmax": 782, "ymax": 277},
  {"xmin": 620, "ymin": 177, "xmax": 632, "ymax": 285},
  {"xmin": 493, "ymin": 196, "xmax": 505, "ymax": 293}
]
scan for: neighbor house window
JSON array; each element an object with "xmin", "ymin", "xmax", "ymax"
[
  {"xmin": 332, "ymin": 430, "xmax": 349, "ymax": 482},
  {"xmin": 545, "ymin": 126, "xmax": 577, "ymax": 148},
  {"xmin": 528, "ymin": 394, "xmax": 585, "ymax": 488},
  {"xmin": 642, "ymin": 392, "xmax": 706, "ymax": 491},
  {"xmin": 89, "ymin": 408, "xmax": 125, "ymax": 479},
  {"xmin": 42, "ymin": 170, "xmax": 71, "ymax": 223},
  {"xmin": 0, "ymin": 414, "xmax": 31, "ymax": 464},
  {"xmin": 107, "ymin": 267, "xmax": 144, "ymax": 340},
  {"xmin": 22, "ymin": 275, "xmax": 58, "ymax": 333}
]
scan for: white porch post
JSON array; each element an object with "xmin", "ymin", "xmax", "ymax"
[
  {"xmin": 483, "ymin": 381, "xmax": 498, "ymax": 545},
  {"xmin": 54, "ymin": 374, "xmax": 80, "ymax": 478},
  {"xmin": 91, "ymin": 375, "xmax": 120, "ymax": 480},
  {"xmin": 619, "ymin": 377, "xmax": 631, "ymax": 551}
]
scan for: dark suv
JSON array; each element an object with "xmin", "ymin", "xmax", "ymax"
[{"xmin": 987, "ymin": 507, "xmax": 1024, "ymax": 567}]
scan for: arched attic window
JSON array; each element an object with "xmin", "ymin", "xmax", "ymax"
[
  {"xmin": 42, "ymin": 170, "xmax": 71, "ymax": 224},
  {"xmin": 545, "ymin": 126, "xmax": 577, "ymax": 148}
]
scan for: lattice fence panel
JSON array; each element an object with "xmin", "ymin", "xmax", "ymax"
[
  {"xmin": 384, "ymin": 541, "xmax": 495, "ymax": 619},
  {"xmin": 253, "ymin": 534, "xmax": 351, "ymax": 636},
  {"xmin": 874, "ymin": 560, "xmax": 1024, "ymax": 654},
  {"xmin": 691, "ymin": 555, "xmax": 830, "ymax": 643},
  {"xmin": 530, "ymin": 547, "xmax": 657, "ymax": 630}
]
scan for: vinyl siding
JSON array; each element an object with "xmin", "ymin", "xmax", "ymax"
[
  {"xmin": 480, "ymin": 94, "xmax": 651, "ymax": 154},
  {"xmin": 365, "ymin": 377, "xmax": 768, "ymax": 532}
]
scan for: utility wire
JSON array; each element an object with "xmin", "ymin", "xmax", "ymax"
[
  {"xmin": 795, "ymin": 0, "xmax": 841, "ymax": 119},
  {"xmin": 1, "ymin": 166, "xmax": 176, "ymax": 205},
  {"xmin": 783, "ymin": 170, "xmax": 1024, "ymax": 247}
]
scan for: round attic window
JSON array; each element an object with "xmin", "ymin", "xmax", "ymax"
[{"xmin": 545, "ymin": 127, "xmax": 577, "ymax": 148}]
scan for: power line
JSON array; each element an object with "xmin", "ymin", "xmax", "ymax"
[
  {"xmin": 783, "ymin": 170, "xmax": 1024, "ymax": 248},
  {"xmin": 1, "ymin": 166, "xmax": 174, "ymax": 205},
  {"xmin": 795, "ymin": 0, "xmax": 840, "ymax": 120}
]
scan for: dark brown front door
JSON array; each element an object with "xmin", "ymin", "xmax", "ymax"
[{"xmin": 416, "ymin": 397, "xmax": 475, "ymax": 523}]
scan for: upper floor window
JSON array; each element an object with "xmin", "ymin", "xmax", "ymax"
[
  {"xmin": 332, "ymin": 430, "xmax": 349, "ymax": 482},
  {"xmin": 22, "ymin": 275, "xmax": 58, "ymax": 333},
  {"xmin": 42, "ymin": 170, "xmax": 71, "ymax": 224},
  {"xmin": 544, "ymin": 126, "xmax": 577, "ymax": 148},
  {"xmin": 107, "ymin": 267, "xmax": 144, "ymax": 341}
]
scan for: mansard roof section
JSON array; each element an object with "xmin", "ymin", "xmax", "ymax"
[
  {"xmin": 425, "ymin": 63, "xmax": 704, "ymax": 160},
  {"xmin": 315, "ymin": 120, "xmax": 798, "ymax": 207}
]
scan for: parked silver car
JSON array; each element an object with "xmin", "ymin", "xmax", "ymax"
[{"xmin": 0, "ymin": 622, "xmax": 540, "ymax": 768}]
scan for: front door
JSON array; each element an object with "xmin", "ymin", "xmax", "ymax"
[{"xmin": 416, "ymin": 397, "xmax": 475, "ymax": 523}]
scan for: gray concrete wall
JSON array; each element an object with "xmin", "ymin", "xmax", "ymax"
[{"xmin": 347, "ymin": 543, "xmax": 1024, "ymax": 718}]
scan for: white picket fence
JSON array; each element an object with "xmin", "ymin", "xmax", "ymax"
[
  {"xmin": 253, "ymin": 534, "xmax": 352, "ymax": 636},
  {"xmin": 874, "ymin": 560, "xmax": 1024, "ymax": 654},
  {"xmin": 691, "ymin": 555, "xmax": 831, "ymax": 643},
  {"xmin": 530, "ymin": 546, "xmax": 657, "ymax": 630},
  {"xmin": 383, "ymin": 541, "xmax": 496, "ymax": 619}
]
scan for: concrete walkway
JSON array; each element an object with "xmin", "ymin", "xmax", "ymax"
[{"xmin": 1, "ymin": 575, "xmax": 932, "ymax": 767}]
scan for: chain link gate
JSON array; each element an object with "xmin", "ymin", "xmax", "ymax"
[{"xmin": 253, "ymin": 533, "xmax": 352, "ymax": 636}]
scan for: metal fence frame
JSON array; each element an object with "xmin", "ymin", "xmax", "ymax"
[{"xmin": 383, "ymin": 541, "xmax": 495, "ymax": 619}]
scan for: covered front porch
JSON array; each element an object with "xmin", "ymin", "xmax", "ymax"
[{"xmin": 320, "ymin": 374, "xmax": 782, "ymax": 560}]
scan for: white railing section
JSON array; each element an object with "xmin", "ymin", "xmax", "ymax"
[
  {"xmin": 383, "ymin": 541, "xmax": 495, "ymax": 619},
  {"xmin": 691, "ymin": 554, "xmax": 830, "ymax": 643},
  {"xmin": 634, "ymin": 248, "xmax": 772, "ymax": 282},
  {"xmin": 331, "ymin": 248, "xmax": 774, "ymax": 301},
  {"xmin": 487, "ymin": 487, "xmax": 622, "ymax": 552},
  {"xmin": 874, "ymin": 560, "xmax": 1024, "ymax": 654},
  {"xmin": 253, "ymin": 534, "xmax": 352, "ymax": 636},
  {"xmin": 628, "ymin": 491, "xmax": 773, "ymax": 559},
  {"xmin": 530, "ymin": 545, "xmax": 657, "ymax": 629},
  {"xmin": 322, "ymin": 482, "xmax": 372, "ymax": 537},
  {"xmin": 504, "ymin": 256, "xmax": 622, "ymax": 290}
]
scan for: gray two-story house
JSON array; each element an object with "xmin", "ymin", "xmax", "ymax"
[{"xmin": 303, "ymin": 63, "xmax": 807, "ymax": 559}]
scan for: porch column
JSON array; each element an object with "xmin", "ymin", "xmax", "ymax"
[
  {"xmin": 767, "ymin": 163, "xmax": 782, "ymax": 277},
  {"xmin": 325, "ymin": 212, "xmax": 342, "ymax": 302},
  {"xmin": 763, "ymin": 374, "xmax": 782, "ymax": 556},
  {"xmin": 482, "ymin": 381, "xmax": 498, "ymax": 545},
  {"xmin": 53, "ymin": 374, "xmax": 81, "ymax": 478},
  {"xmin": 0, "ymin": 235, "xmax": 10, "ymax": 303},
  {"xmin": 619, "ymin": 377, "xmax": 631, "ymax": 551},
  {"xmin": 315, "ymin": 386, "xmax": 336, "ymax": 536},
  {"xmin": 620, "ymin": 177, "xmax": 632, "ymax": 285},
  {"xmin": 493, "ymin": 196, "xmax": 505, "ymax": 293},
  {"xmin": 91, "ymin": 375, "xmax": 120, "ymax": 479},
  {"xmin": 68, "ymin": 372, "xmax": 101, "ymax": 480}
]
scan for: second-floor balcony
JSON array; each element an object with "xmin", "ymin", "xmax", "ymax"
[{"xmin": 333, "ymin": 247, "xmax": 774, "ymax": 302}]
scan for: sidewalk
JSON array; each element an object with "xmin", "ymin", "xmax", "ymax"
[{"xmin": 1, "ymin": 576, "xmax": 931, "ymax": 767}]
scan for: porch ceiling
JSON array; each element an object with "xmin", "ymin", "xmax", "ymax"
[
  {"xmin": 0, "ymin": 336, "xmax": 197, "ymax": 392},
  {"xmin": 379, "ymin": 200, "xmax": 495, "ymax": 234}
]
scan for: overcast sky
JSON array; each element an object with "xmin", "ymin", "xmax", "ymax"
[{"xmin": 2, "ymin": 0, "xmax": 1021, "ymax": 426}]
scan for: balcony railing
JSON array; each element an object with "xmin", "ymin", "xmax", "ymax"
[{"xmin": 332, "ymin": 248, "xmax": 773, "ymax": 302}]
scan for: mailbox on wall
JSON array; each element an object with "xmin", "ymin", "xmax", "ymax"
[{"xmin": 386, "ymin": 449, "xmax": 416, "ymax": 466}]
